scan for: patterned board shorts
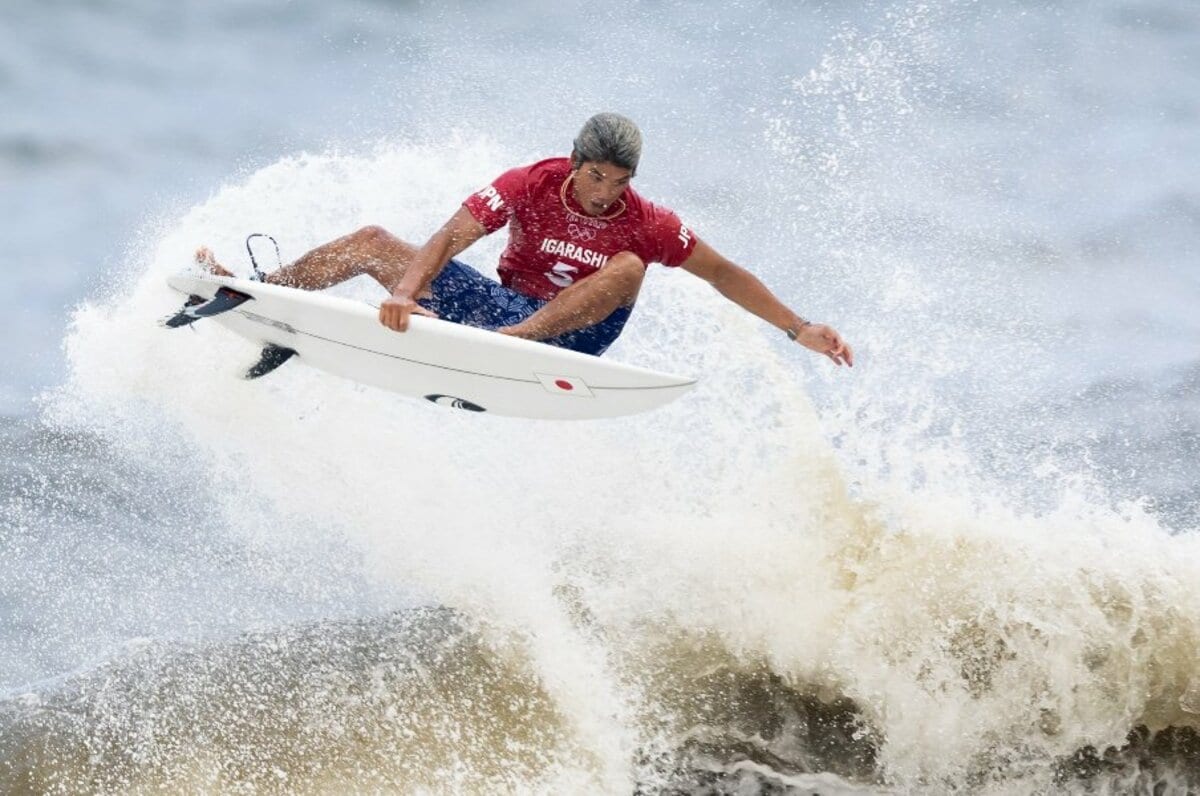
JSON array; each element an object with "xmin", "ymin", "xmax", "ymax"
[{"xmin": 417, "ymin": 259, "xmax": 632, "ymax": 357}]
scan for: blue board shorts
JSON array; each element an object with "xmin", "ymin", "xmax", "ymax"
[{"xmin": 417, "ymin": 259, "xmax": 632, "ymax": 357}]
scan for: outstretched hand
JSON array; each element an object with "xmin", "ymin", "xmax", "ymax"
[
  {"xmin": 379, "ymin": 293, "xmax": 438, "ymax": 332},
  {"xmin": 796, "ymin": 323, "xmax": 854, "ymax": 367}
]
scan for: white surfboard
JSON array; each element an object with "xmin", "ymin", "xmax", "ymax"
[{"xmin": 165, "ymin": 273, "xmax": 695, "ymax": 420}]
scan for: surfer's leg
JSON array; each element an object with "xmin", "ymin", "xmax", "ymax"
[
  {"xmin": 266, "ymin": 226, "xmax": 419, "ymax": 290},
  {"xmin": 501, "ymin": 252, "xmax": 645, "ymax": 342},
  {"xmin": 195, "ymin": 226, "xmax": 419, "ymax": 290}
]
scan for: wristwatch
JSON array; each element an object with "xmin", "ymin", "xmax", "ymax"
[{"xmin": 785, "ymin": 319, "xmax": 812, "ymax": 341}]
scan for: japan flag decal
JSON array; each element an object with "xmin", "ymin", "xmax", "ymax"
[{"xmin": 535, "ymin": 373, "xmax": 595, "ymax": 397}]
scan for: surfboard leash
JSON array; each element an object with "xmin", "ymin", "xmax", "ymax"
[{"xmin": 245, "ymin": 233, "xmax": 282, "ymax": 282}]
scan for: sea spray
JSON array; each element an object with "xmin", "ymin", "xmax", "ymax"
[{"xmin": 6, "ymin": 0, "xmax": 1199, "ymax": 789}]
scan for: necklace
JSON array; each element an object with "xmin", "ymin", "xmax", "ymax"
[{"xmin": 560, "ymin": 174, "xmax": 627, "ymax": 221}]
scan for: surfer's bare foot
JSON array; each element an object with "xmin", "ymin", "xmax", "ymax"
[{"xmin": 195, "ymin": 247, "xmax": 234, "ymax": 278}]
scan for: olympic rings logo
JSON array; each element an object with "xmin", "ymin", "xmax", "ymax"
[{"xmin": 567, "ymin": 223, "xmax": 597, "ymax": 242}]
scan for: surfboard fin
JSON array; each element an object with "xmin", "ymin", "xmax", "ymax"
[
  {"xmin": 162, "ymin": 287, "xmax": 253, "ymax": 328},
  {"xmin": 244, "ymin": 344, "xmax": 297, "ymax": 379}
]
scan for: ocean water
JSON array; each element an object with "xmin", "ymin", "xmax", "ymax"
[{"xmin": 2, "ymin": 0, "xmax": 1199, "ymax": 793}]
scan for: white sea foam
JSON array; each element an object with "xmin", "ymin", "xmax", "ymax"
[
  {"xmin": 6, "ymin": 0, "xmax": 1198, "ymax": 790},
  {"xmin": 32, "ymin": 132, "xmax": 1199, "ymax": 791}
]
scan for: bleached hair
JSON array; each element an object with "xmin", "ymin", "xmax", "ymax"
[{"xmin": 571, "ymin": 113, "xmax": 643, "ymax": 174}]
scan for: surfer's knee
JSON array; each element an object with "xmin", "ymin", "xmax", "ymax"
[
  {"xmin": 353, "ymin": 225, "xmax": 417, "ymax": 258},
  {"xmin": 352, "ymin": 225, "xmax": 395, "ymax": 249},
  {"xmin": 604, "ymin": 251, "xmax": 646, "ymax": 299},
  {"xmin": 345, "ymin": 225, "xmax": 415, "ymax": 285}
]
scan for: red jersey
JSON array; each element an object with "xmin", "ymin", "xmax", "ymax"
[{"xmin": 461, "ymin": 158, "xmax": 697, "ymax": 300}]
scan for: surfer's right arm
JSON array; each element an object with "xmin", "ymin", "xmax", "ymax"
[{"xmin": 379, "ymin": 208, "xmax": 488, "ymax": 332}]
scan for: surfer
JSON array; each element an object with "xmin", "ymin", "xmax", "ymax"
[{"xmin": 197, "ymin": 113, "xmax": 853, "ymax": 366}]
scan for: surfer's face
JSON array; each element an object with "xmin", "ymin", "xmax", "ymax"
[{"xmin": 572, "ymin": 160, "xmax": 632, "ymax": 216}]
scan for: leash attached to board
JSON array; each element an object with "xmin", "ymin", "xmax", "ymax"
[{"xmin": 245, "ymin": 233, "xmax": 282, "ymax": 282}]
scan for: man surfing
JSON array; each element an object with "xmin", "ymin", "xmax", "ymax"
[{"xmin": 197, "ymin": 113, "xmax": 853, "ymax": 366}]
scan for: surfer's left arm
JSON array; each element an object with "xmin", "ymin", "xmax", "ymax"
[{"xmin": 681, "ymin": 240, "xmax": 853, "ymax": 367}]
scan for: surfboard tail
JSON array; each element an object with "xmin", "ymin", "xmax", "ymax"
[{"xmin": 162, "ymin": 287, "xmax": 254, "ymax": 328}]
